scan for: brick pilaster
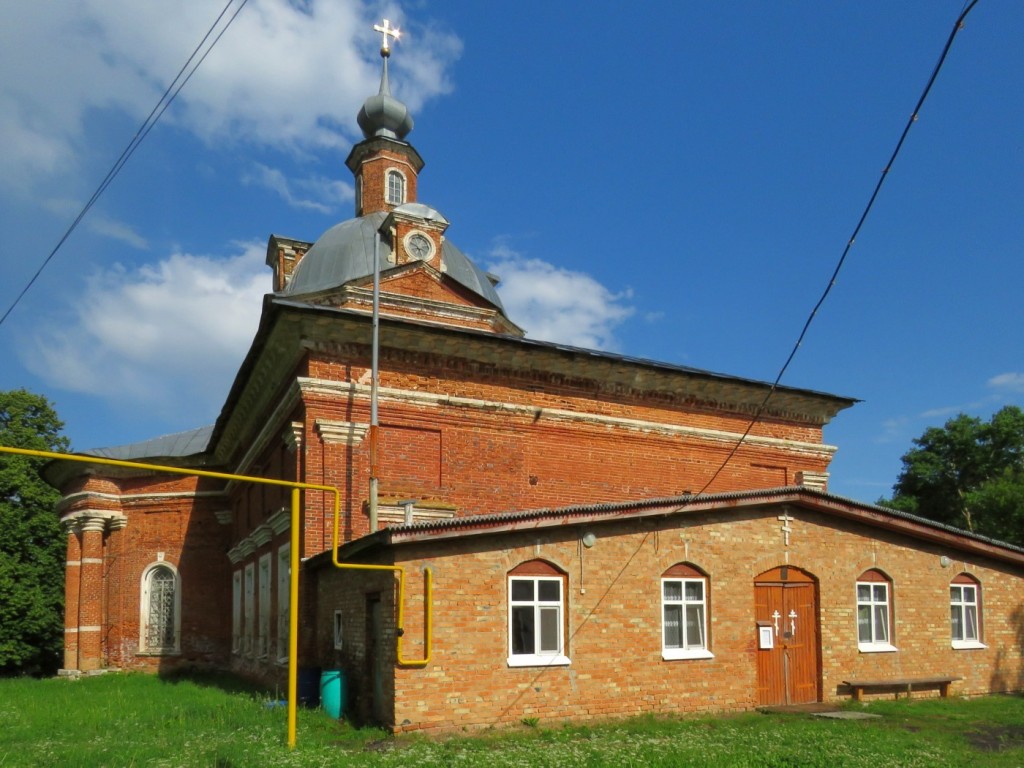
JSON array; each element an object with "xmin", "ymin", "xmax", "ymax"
[
  {"xmin": 62, "ymin": 527, "xmax": 82, "ymax": 670},
  {"xmin": 76, "ymin": 517, "xmax": 106, "ymax": 672}
]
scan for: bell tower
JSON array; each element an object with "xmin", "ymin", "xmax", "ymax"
[{"xmin": 346, "ymin": 19, "xmax": 424, "ymax": 218}]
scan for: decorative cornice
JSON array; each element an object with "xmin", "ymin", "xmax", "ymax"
[
  {"xmin": 214, "ymin": 509, "xmax": 234, "ymax": 526},
  {"xmin": 252, "ymin": 524, "xmax": 274, "ymax": 547},
  {"xmin": 283, "ymin": 422, "xmax": 303, "ymax": 453},
  {"xmin": 227, "ymin": 545, "xmax": 244, "ymax": 565},
  {"xmin": 268, "ymin": 507, "xmax": 291, "ymax": 535},
  {"xmin": 376, "ymin": 503, "xmax": 457, "ymax": 527},
  {"xmin": 61, "ymin": 510, "xmax": 129, "ymax": 533},
  {"xmin": 238, "ymin": 539, "xmax": 256, "ymax": 558},
  {"xmin": 796, "ymin": 471, "xmax": 829, "ymax": 491},
  {"xmin": 57, "ymin": 489, "xmax": 225, "ymax": 513},
  {"xmin": 296, "ymin": 377, "xmax": 836, "ymax": 459},
  {"xmin": 315, "ymin": 419, "xmax": 370, "ymax": 446}
]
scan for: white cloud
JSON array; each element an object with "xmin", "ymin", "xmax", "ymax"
[
  {"xmin": 85, "ymin": 215, "xmax": 149, "ymax": 249},
  {"xmin": 487, "ymin": 245, "xmax": 634, "ymax": 350},
  {"xmin": 0, "ymin": 0, "xmax": 460, "ymax": 194},
  {"xmin": 42, "ymin": 198, "xmax": 148, "ymax": 249},
  {"xmin": 988, "ymin": 372, "xmax": 1024, "ymax": 394},
  {"xmin": 22, "ymin": 243, "xmax": 268, "ymax": 419},
  {"xmin": 242, "ymin": 163, "xmax": 353, "ymax": 213}
]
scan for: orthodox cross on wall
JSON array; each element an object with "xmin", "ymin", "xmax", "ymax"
[{"xmin": 777, "ymin": 510, "xmax": 794, "ymax": 547}]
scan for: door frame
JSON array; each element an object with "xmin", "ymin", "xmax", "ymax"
[{"xmin": 754, "ymin": 565, "xmax": 822, "ymax": 706}]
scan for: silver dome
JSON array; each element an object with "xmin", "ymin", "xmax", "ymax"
[{"xmin": 281, "ymin": 211, "xmax": 504, "ymax": 310}]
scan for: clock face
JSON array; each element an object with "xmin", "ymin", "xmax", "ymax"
[{"xmin": 406, "ymin": 232, "xmax": 433, "ymax": 260}]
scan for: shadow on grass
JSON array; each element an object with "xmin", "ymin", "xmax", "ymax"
[{"xmin": 157, "ymin": 666, "xmax": 276, "ymax": 697}]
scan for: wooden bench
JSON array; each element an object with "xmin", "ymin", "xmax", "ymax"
[{"xmin": 843, "ymin": 676, "xmax": 962, "ymax": 702}]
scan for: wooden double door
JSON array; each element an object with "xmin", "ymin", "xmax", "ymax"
[{"xmin": 754, "ymin": 567, "xmax": 820, "ymax": 706}]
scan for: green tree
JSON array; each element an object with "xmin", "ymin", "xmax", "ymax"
[
  {"xmin": 0, "ymin": 389, "xmax": 69, "ymax": 675},
  {"xmin": 883, "ymin": 405, "xmax": 1024, "ymax": 546}
]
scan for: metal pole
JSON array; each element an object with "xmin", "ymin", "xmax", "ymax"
[
  {"xmin": 287, "ymin": 486, "xmax": 300, "ymax": 749},
  {"xmin": 369, "ymin": 230, "xmax": 380, "ymax": 533}
]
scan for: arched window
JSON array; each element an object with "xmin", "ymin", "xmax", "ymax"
[
  {"xmin": 661, "ymin": 563, "xmax": 713, "ymax": 660},
  {"xmin": 507, "ymin": 560, "xmax": 569, "ymax": 667},
  {"xmin": 386, "ymin": 169, "xmax": 406, "ymax": 205},
  {"xmin": 140, "ymin": 562, "xmax": 180, "ymax": 655},
  {"xmin": 856, "ymin": 569, "xmax": 895, "ymax": 652},
  {"xmin": 951, "ymin": 573, "xmax": 985, "ymax": 649}
]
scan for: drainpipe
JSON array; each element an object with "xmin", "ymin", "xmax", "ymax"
[{"xmin": 368, "ymin": 230, "xmax": 381, "ymax": 533}]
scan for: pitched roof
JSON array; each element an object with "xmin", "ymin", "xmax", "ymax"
[{"xmin": 329, "ymin": 486, "xmax": 1024, "ymax": 569}]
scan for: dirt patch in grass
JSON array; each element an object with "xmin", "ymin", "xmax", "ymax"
[{"xmin": 967, "ymin": 725, "xmax": 1024, "ymax": 753}]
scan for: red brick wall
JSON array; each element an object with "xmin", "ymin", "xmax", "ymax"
[{"xmin": 299, "ymin": 347, "xmax": 832, "ymax": 540}]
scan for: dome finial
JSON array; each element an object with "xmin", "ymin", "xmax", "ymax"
[{"xmin": 357, "ymin": 17, "xmax": 414, "ymax": 140}]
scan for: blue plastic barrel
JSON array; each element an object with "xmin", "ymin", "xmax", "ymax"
[
  {"xmin": 297, "ymin": 667, "xmax": 321, "ymax": 707},
  {"xmin": 320, "ymin": 669, "xmax": 347, "ymax": 719}
]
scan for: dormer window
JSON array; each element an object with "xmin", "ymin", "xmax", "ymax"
[{"xmin": 386, "ymin": 169, "xmax": 406, "ymax": 205}]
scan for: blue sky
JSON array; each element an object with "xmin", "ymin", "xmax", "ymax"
[{"xmin": 0, "ymin": 1, "xmax": 1021, "ymax": 503}]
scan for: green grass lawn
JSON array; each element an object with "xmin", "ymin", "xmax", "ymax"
[{"xmin": 1, "ymin": 672, "xmax": 1021, "ymax": 767}]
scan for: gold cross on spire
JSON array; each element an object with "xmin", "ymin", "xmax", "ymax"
[{"xmin": 373, "ymin": 18, "xmax": 401, "ymax": 56}]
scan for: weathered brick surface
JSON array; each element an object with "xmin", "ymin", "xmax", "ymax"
[{"xmin": 315, "ymin": 507, "xmax": 1024, "ymax": 733}]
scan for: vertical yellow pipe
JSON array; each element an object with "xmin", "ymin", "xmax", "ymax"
[{"xmin": 287, "ymin": 487, "xmax": 300, "ymax": 749}]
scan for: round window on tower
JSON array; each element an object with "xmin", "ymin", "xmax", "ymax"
[{"xmin": 403, "ymin": 230, "xmax": 435, "ymax": 261}]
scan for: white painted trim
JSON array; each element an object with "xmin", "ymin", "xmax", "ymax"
[
  {"xmin": 57, "ymin": 490, "xmax": 223, "ymax": 512},
  {"xmin": 258, "ymin": 553, "xmax": 272, "ymax": 658},
  {"xmin": 60, "ymin": 509, "xmax": 129, "ymax": 529},
  {"xmin": 507, "ymin": 654, "xmax": 571, "ymax": 668},
  {"xmin": 951, "ymin": 640, "xmax": 987, "ymax": 650},
  {"xmin": 385, "ymin": 167, "xmax": 407, "ymax": 205},
  {"xmin": 297, "ymin": 377, "xmax": 836, "ymax": 458},
  {"xmin": 139, "ymin": 561, "xmax": 181, "ymax": 655},
  {"xmin": 662, "ymin": 649, "xmax": 715, "ymax": 661},
  {"xmin": 231, "ymin": 570, "xmax": 242, "ymax": 655},
  {"xmin": 276, "ymin": 544, "xmax": 290, "ymax": 663},
  {"xmin": 857, "ymin": 642, "xmax": 898, "ymax": 654},
  {"xmin": 315, "ymin": 419, "xmax": 369, "ymax": 446}
]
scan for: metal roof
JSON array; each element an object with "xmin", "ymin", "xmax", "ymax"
[
  {"xmin": 335, "ymin": 485, "xmax": 1024, "ymax": 567},
  {"xmin": 281, "ymin": 210, "xmax": 504, "ymax": 309},
  {"xmin": 85, "ymin": 424, "xmax": 214, "ymax": 461}
]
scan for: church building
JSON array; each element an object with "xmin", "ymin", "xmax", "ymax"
[{"xmin": 48, "ymin": 21, "xmax": 1024, "ymax": 732}]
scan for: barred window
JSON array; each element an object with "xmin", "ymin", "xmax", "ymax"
[{"xmin": 140, "ymin": 563, "xmax": 180, "ymax": 654}]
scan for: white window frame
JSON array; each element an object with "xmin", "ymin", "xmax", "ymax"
[
  {"xmin": 276, "ymin": 544, "xmax": 290, "ymax": 663},
  {"xmin": 139, "ymin": 562, "xmax": 181, "ymax": 655},
  {"xmin": 333, "ymin": 610, "xmax": 344, "ymax": 651},
  {"xmin": 244, "ymin": 563, "xmax": 255, "ymax": 656},
  {"xmin": 856, "ymin": 579, "xmax": 897, "ymax": 653},
  {"xmin": 951, "ymin": 579, "xmax": 986, "ymax": 649},
  {"xmin": 258, "ymin": 554, "xmax": 271, "ymax": 658},
  {"xmin": 231, "ymin": 570, "xmax": 242, "ymax": 654},
  {"xmin": 661, "ymin": 577, "xmax": 714, "ymax": 661},
  {"xmin": 386, "ymin": 169, "xmax": 406, "ymax": 205},
  {"xmin": 507, "ymin": 575, "xmax": 570, "ymax": 667}
]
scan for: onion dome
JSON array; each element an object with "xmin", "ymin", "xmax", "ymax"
[{"xmin": 357, "ymin": 42, "xmax": 413, "ymax": 140}]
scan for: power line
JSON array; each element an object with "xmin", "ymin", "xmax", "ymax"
[
  {"xmin": 695, "ymin": 0, "xmax": 981, "ymax": 495},
  {"xmin": 0, "ymin": 0, "xmax": 251, "ymax": 330}
]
